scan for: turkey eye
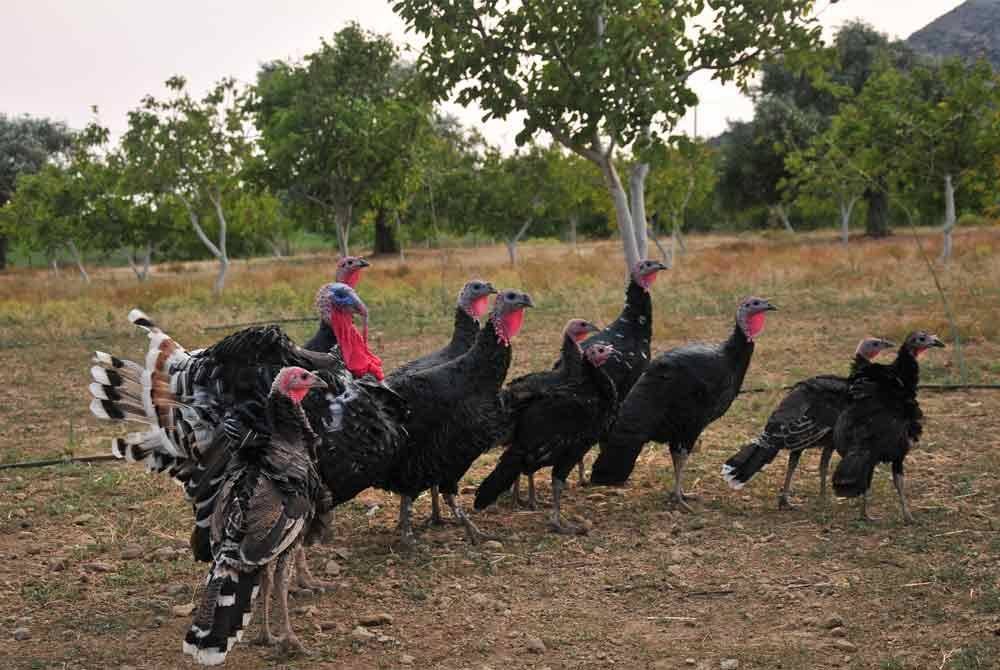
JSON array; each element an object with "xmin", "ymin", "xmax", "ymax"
[
  {"xmin": 506, "ymin": 292, "xmax": 515, "ymax": 300},
  {"xmin": 300, "ymin": 373, "xmax": 308, "ymax": 380}
]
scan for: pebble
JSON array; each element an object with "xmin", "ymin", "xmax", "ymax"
[
  {"xmin": 171, "ymin": 603, "xmax": 195, "ymax": 617},
  {"xmin": 830, "ymin": 626, "xmax": 847, "ymax": 638},
  {"xmin": 721, "ymin": 660, "xmax": 739, "ymax": 670},
  {"xmin": 151, "ymin": 616, "xmax": 165, "ymax": 628},
  {"xmin": 483, "ymin": 540, "xmax": 504, "ymax": 552},
  {"xmin": 351, "ymin": 625, "xmax": 376, "ymax": 643},
  {"xmin": 400, "ymin": 654, "xmax": 415, "ymax": 665},
  {"xmin": 120, "ymin": 544, "xmax": 144, "ymax": 560},
  {"xmin": 319, "ymin": 621, "xmax": 340, "ymax": 631},
  {"xmin": 825, "ymin": 615, "xmax": 844, "ymax": 629},
  {"xmin": 685, "ymin": 659, "xmax": 697, "ymax": 666},
  {"xmin": 324, "ymin": 560, "xmax": 341, "ymax": 576},
  {"xmin": 525, "ymin": 636, "xmax": 546, "ymax": 654},
  {"xmin": 13, "ymin": 627, "xmax": 31, "ymax": 641},
  {"xmin": 73, "ymin": 513, "xmax": 95, "ymax": 525},
  {"xmin": 48, "ymin": 559, "xmax": 66, "ymax": 572},
  {"xmin": 358, "ymin": 613, "xmax": 393, "ymax": 627},
  {"xmin": 333, "ymin": 547, "xmax": 351, "ymax": 561},
  {"xmin": 687, "ymin": 518, "xmax": 706, "ymax": 531},
  {"xmin": 84, "ymin": 561, "xmax": 114, "ymax": 573},
  {"xmin": 164, "ymin": 584, "xmax": 188, "ymax": 596},
  {"xmin": 293, "ymin": 605, "xmax": 319, "ymax": 617},
  {"xmin": 833, "ymin": 640, "xmax": 857, "ymax": 652},
  {"xmin": 152, "ymin": 547, "xmax": 177, "ymax": 561}
]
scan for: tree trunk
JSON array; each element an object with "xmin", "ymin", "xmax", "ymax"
[
  {"xmin": 597, "ymin": 156, "xmax": 640, "ymax": 271},
  {"xmin": 864, "ymin": 186, "xmax": 890, "ymax": 238},
  {"xmin": 647, "ymin": 225, "xmax": 671, "ymax": 266},
  {"xmin": 49, "ymin": 255, "xmax": 60, "ymax": 276},
  {"xmin": 373, "ymin": 207, "xmax": 399, "ymax": 255},
  {"xmin": 179, "ymin": 193, "xmax": 229, "ymax": 296},
  {"xmin": 839, "ymin": 195, "xmax": 859, "ymax": 246},
  {"xmin": 568, "ymin": 214, "xmax": 578, "ymax": 252},
  {"xmin": 126, "ymin": 241, "xmax": 153, "ymax": 281},
  {"xmin": 940, "ymin": 173, "xmax": 956, "ymax": 262},
  {"xmin": 334, "ymin": 202, "xmax": 352, "ymax": 256},
  {"xmin": 507, "ymin": 218, "xmax": 533, "ymax": 266},
  {"xmin": 65, "ymin": 240, "xmax": 89, "ymax": 284},
  {"xmin": 268, "ymin": 239, "xmax": 284, "ymax": 258},
  {"xmin": 629, "ymin": 162, "xmax": 650, "ymax": 259},
  {"xmin": 395, "ymin": 211, "xmax": 405, "ymax": 262},
  {"xmin": 0, "ymin": 234, "xmax": 7, "ymax": 271},
  {"xmin": 772, "ymin": 204, "xmax": 794, "ymax": 233}
]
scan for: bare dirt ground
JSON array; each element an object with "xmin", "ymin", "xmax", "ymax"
[{"xmin": 1, "ymin": 229, "xmax": 998, "ymax": 669}]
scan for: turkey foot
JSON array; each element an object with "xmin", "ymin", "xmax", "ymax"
[
  {"xmin": 666, "ymin": 492, "xmax": 695, "ymax": 514},
  {"xmin": 254, "ymin": 631, "xmax": 280, "ymax": 647},
  {"xmin": 278, "ymin": 634, "xmax": 311, "ymax": 657},
  {"xmin": 525, "ymin": 475, "xmax": 544, "ymax": 510},
  {"xmin": 548, "ymin": 517, "xmax": 587, "ymax": 535},
  {"xmin": 294, "ymin": 547, "xmax": 335, "ymax": 593},
  {"xmin": 253, "ymin": 565, "xmax": 276, "ymax": 646},
  {"xmin": 668, "ymin": 451, "xmax": 695, "ymax": 512},
  {"xmin": 425, "ymin": 486, "xmax": 459, "ymax": 527},
  {"xmin": 859, "ymin": 490, "xmax": 879, "ymax": 523},
  {"xmin": 443, "ymin": 493, "xmax": 498, "ymax": 545},
  {"xmin": 777, "ymin": 495, "xmax": 798, "ymax": 511},
  {"xmin": 548, "ymin": 479, "xmax": 586, "ymax": 535}
]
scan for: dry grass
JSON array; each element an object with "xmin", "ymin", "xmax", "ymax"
[{"xmin": 0, "ymin": 227, "xmax": 998, "ymax": 669}]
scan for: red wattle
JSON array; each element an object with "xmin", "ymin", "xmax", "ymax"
[
  {"xmin": 286, "ymin": 386, "xmax": 311, "ymax": 405},
  {"xmin": 501, "ymin": 309, "xmax": 525, "ymax": 342},
  {"xmin": 342, "ymin": 269, "xmax": 361, "ymax": 288},
  {"xmin": 640, "ymin": 271, "xmax": 659, "ymax": 289},
  {"xmin": 746, "ymin": 312, "xmax": 767, "ymax": 340},
  {"xmin": 330, "ymin": 311, "xmax": 384, "ymax": 380},
  {"xmin": 470, "ymin": 295, "xmax": 489, "ymax": 318}
]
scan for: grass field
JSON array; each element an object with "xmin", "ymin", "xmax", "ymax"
[{"xmin": 1, "ymin": 228, "xmax": 999, "ymax": 669}]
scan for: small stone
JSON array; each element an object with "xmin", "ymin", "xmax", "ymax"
[
  {"xmin": 351, "ymin": 626, "xmax": 376, "ymax": 643},
  {"xmin": 732, "ymin": 521, "xmax": 745, "ymax": 530},
  {"xmin": 151, "ymin": 616, "xmax": 165, "ymax": 628},
  {"xmin": 333, "ymin": 547, "xmax": 351, "ymax": 561},
  {"xmin": 667, "ymin": 564, "xmax": 684, "ymax": 577},
  {"xmin": 400, "ymin": 654, "xmax": 415, "ymax": 665},
  {"xmin": 830, "ymin": 626, "xmax": 847, "ymax": 638},
  {"xmin": 48, "ymin": 559, "xmax": 66, "ymax": 572},
  {"xmin": 152, "ymin": 547, "xmax": 177, "ymax": 561},
  {"xmin": 84, "ymin": 561, "xmax": 114, "ymax": 573},
  {"xmin": 687, "ymin": 518, "xmax": 705, "ymax": 531},
  {"xmin": 833, "ymin": 639, "xmax": 857, "ymax": 652},
  {"xmin": 669, "ymin": 548, "xmax": 686, "ymax": 563},
  {"xmin": 171, "ymin": 603, "xmax": 195, "ymax": 617},
  {"xmin": 324, "ymin": 560, "xmax": 341, "ymax": 576},
  {"xmin": 294, "ymin": 605, "xmax": 319, "ymax": 617},
  {"xmin": 319, "ymin": 621, "xmax": 339, "ymax": 631},
  {"xmin": 824, "ymin": 615, "xmax": 844, "ymax": 629},
  {"xmin": 685, "ymin": 659, "xmax": 697, "ymax": 667},
  {"xmin": 120, "ymin": 544, "xmax": 143, "ymax": 560},
  {"xmin": 483, "ymin": 540, "xmax": 504, "ymax": 552},
  {"xmin": 73, "ymin": 513, "xmax": 95, "ymax": 525},
  {"xmin": 525, "ymin": 636, "xmax": 546, "ymax": 654},
  {"xmin": 721, "ymin": 660, "xmax": 739, "ymax": 670},
  {"xmin": 376, "ymin": 634, "xmax": 393, "ymax": 643},
  {"xmin": 164, "ymin": 584, "xmax": 188, "ymax": 596},
  {"xmin": 470, "ymin": 593, "xmax": 490, "ymax": 606},
  {"xmin": 13, "ymin": 627, "xmax": 30, "ymax": 641},
  {"xmin": 358, "ymin": 613, "xmax": 393, "ymax": 627}
]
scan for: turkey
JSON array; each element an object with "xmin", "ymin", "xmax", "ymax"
[
  {"xmin": 381, "ymin": 288, "xmax": 534, "ymax": 545},
  {"xmin": 498, "ymin": 318, "xmax": 600, "ymax": 509},
  {"xmin": 385, "ymin": 279, "xmax": 496, "ymax": 524},
  {"xmin": 590, "ymin": 296, "xmax": 778, "ymax": 512},
  {"xmin": 721, "ymin": 337, "xmax": 895, "ymax": 509},
  {"xmin": 309, "ymin": 281, "xmax": 384, "ymax": 380},
  {"xmin": 182, "ymin": 366, "xmax": 326, "ymax": 665},
  {"xmin": 302, "ymin": 256, "xmax": 370, "ymax": 353},
  {"xmin": 475, "ymin": 341, "xmax": 618, "ymax": 534},
  {"xmin": 563, "ymin": 259, "xmax": 667, "ymax": 482},
  {"xmin": 832, "ymin": 330, "xmax": 944, "ymax": 523},
  {"xmin": 89, "ymin": 284, "xmax": 406, "ymax": 585}
]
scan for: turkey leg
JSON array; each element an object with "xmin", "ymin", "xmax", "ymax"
[
  {"xmin": 396, "ymin": 496, "xmax": 416, "ymax": 546},
  {"xmin": 548, "ymin": 477, "xmax": 586, "ymax": 535},
  {"xmin": 252, "ymin": 563, "xmax": 277, "ymax": 647},
  {"xmin": 892, "ymin": 461, "xmax": 914, "ymax": 524},
  {"xmin": 293, "ymin": 546, "xmax": 335, "ymax": 593},
  {"xmin": 860, "ymin": 488, "xmax": 880, "ymax": 522},
  {"xmin": 576, "ymin": 457, "xmax": 588, "ymax": 486},
  {"xmin": 273, "ymin": 550, "xmax": 309, "ymax": 656},
  {"xmin": 527, "ymin": 474, "xmax": 540, "ymax": 510},
  {"xmin": 778, "ymin": 450, "xmax": 802, "ymax": 510},
  {"xmin": 667, "ymin": 450, "xmax": 696, "ymax": 513},
  {"xmin": 818, "ymin": 446, "xmax": 833, "ymax": 503},
  {"xmin": 443, "ymin": 493, "xmax": 498, "ymax": 545}
]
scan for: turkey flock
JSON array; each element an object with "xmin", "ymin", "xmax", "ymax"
[{"xmin": 86, "ymin": 254, "xmax": 944, "ymax": 665}]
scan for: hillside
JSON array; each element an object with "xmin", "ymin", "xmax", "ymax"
[{"xmin": 907, "ymin": 0, "xmax": 1000, "ymax": 67}]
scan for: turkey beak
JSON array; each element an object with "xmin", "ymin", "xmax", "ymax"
[
  {"xmin": 881, "ymin": 339, "xmax": 897, "ymax": 349},
  {"xmin": 652, "ymin": 260, "xmax": 669, "ymax": 271},
  {"xmin": 764, "ymin": 302, "xmax": 778, "ymax": 312},
  {"xmin": 519, "ymin": 293, "xmax": 535, "ymax": 309},
  {"xmin": 584, "ymin": 321, "xmax": 600, "ymax": 334},
  {"xmin": 306, "ymin": 372, "xmax": 328, "ymax": 390},
  {"xmin": 486, "ymin": 283, "xmax": 498, "ymax": 294},
  {"xmin": 929, "ymin": 335, "xmax": 946, "ymax": 348},
  {"xmin": 357, "ymin": 258, "xmax": 370, "ymax": 268}
]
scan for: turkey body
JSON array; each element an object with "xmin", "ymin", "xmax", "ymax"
[{"xmin": 591, "ymin": 323, "xmax": 755, "ymax": 505}]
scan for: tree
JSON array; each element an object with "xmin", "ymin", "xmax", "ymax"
[
  {"xmin": 121, "ymin": 77, "xmax": 251, "ymax": 294},
  {"xmin": 0, "ymin": 115, "xmax": 74, "ymax": 270},
  {"xmin": 547, "ymin": 149, "xmax": 605, "ymax": 250},
  {"xmin": 394, "ymin": 0, "xmax": 821, "ymax": 271},
  {"xmin": 645, "ymin": 138, "xmax": 717, "ymax": 260},
  {"xmin": 250, "ymin": 23, "xmax": 431, "ymax": 256}
]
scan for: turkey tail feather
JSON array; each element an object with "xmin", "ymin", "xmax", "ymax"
[
  {"xmin": 474, "ymin": 450, "xmax": 523, "ymax": 510},
  {"xmin": 721, "ymin": 436, "xmax": 781, "ymax": 489},
  {"xmin": 182, "ymin": 561, "xmax": 260, "ymax": 666},
  {"xmin": 832, "ymin": 449, "xmax": 878, "ymax": 498}
]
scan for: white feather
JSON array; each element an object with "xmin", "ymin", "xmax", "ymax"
[
  {"xmin": 216, "ymin": 594, "xmax": 235, "ymax": 607},
  {"xmin": 89, "ymin": 383, "xmax": 109, "ymax": 401},
  {"xmin": 90, "ymin": 366, "xmax": 112, "ymax": 386},
  {"xmin": 89, "ymin": 398, "xmax": 111, "ymax": 420}
]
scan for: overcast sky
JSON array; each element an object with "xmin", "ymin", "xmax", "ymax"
[{"xmin": 3, "ymin": 1, "xmax": 965, "ymax": 150}]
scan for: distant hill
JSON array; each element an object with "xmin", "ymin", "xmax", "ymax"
[{"xmin": 907, "ymin": 0, "xmax": 1000, "ymax": 67}]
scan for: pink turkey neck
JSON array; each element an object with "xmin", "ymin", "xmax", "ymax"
[
  {"xmin": 745, "ymin": 311, "xmax": 767, "ymax": 341},
  {"xmin": 636, "ymin": 271, "xmax": 659, "ymax": 291},
  {"xmin": 493, "ymin": 308, "xmax": 525, "ymax": 346},
  {"xmin": 467, "ymin": 295, "xmax": 489, "ymax": 319},
  {"xmin": 339, "ymin": 269, "xmax": 362, "ymax": 288}
]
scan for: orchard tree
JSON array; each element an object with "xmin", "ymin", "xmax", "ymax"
[
  {"xmin": 0, "ymin": 115, "xmax": 74, "ymax": 269},
  {"xmin": 250, "ymin": 23, "xmax": 431, "ymax": 256},
  {"xmin": 645, "ymin": 138, "xmax": 717, "ymax": 260},
  {"xmin": 121, "ymin": 77, "xmax": 250, "ymax": 294},
  {"xmin": 393, "ymin": 0, "xmax": 821, "ymax": 271}
]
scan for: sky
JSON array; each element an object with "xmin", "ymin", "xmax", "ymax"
[{"xmin": 3, "ymin": 1, "xmax": 966, "ymax": 151}]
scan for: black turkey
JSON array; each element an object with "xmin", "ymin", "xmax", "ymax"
[
  {"xmin": 380, "ymin": 289, "xmax": 534, "ymax": 545},
  {"xmin": 832, "ymin": 330, "xmax": 944, "ymax": 523},
  {"xmin": 181, "ymin": 366, "xmax": 326, "ymax": 665},
  {"xmin": 590, "ymin": 296, "xmax": 778, "ymax": 512},
  {"xmin": 475, "ymin": 342, "xmax": 618, "ymax": 534},
  {"xmin": 499, "ymin": 318, "xmax": 600, "ymax": 509},
  {"xmin": 721, "ymin": 337, "xmax": 895, "ymax": 508}
]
